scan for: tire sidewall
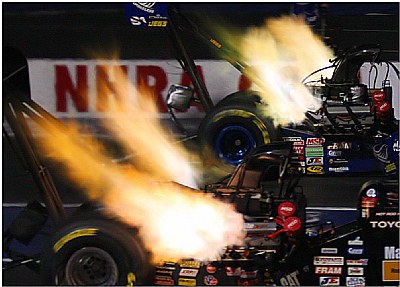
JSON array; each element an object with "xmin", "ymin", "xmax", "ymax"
[
  {"xmin": 41, "ymin": 219, "xmax": 150, "ymax": 286},
  {"xmin": 199, "ymin": 101, "xmax": 279, "ymax": 164}
]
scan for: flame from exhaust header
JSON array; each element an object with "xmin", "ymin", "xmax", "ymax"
[
  {"xmin": 38, "ymin": 63, "xmax": 244, "ymax": 262},
  {"xmin": 239, "ymin": 16, "xmax": 334, "ymax": 126}
]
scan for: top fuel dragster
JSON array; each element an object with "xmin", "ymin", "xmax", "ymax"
[
  {"xmin": 2, "ymin": 3, "xmax": 399, "ymax": 286},
  {"xmin": 3, "ymin": 46, "xmax": 399, "ymax": 286},
  {"xmin": 125, "ymin": 4, "xmax": 399, "ymax": 177}
]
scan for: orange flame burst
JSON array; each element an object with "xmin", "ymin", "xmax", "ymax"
[
  {"xmin": 38, "ymin": 62, "xmax": 244, "ymax": 263},
  {"xmin": 239, "ymin": 15, "xmax": 334, "ymax": 126}
]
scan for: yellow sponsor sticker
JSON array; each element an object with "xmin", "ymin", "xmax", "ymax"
[
  {"xmin": 383, "ymin": 260, "xmax": 400, "ymax": 281},
  {"xmin": 53, "ymin": 228, "xmax": 98, "ymax": 253},
  {"xmin": 385, "ymin": 163, "xmax": 396, "ymax": 173},
  {"xmin": 178, "ymin": 278, "xmax": 197, "ymax": 286},
  {"xmin": 307, "ymin": 165, "xmax": 324, "ymax": 174},
  {"xmin": 179, "ymin": 260, "xmax": 201, "ymax": 269},
  {"xmin": 148, "ymin": 20, "xmax": 167, "ymax": 27}
]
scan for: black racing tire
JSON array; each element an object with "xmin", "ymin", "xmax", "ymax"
[
  {"xmin": 40, "ymin": 211, "xmax": 153, "ymax": 286},
  {"xmin": 198, "ymin": 91, "xmax": 280, "ymax": 166}
]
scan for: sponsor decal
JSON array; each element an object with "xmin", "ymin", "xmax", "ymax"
[
  {"xmin": 293, "ymin": 146, "xmax": 305, "ymax": 154},
  {"xmin": 133, "ymin": 2, "xmax": 155, "ymax": 13},
  {"xmin": 370, "ymin": 221, "xmax": 400, "ymax": 229},
  {"xmin": 53, "ymin": 228, "xmax": 97, "ymax": 253},
  {"xmin": 293, "ymin": 140, "xmax": 305, "ymax": 146},
  {"xmin": 306, "ymin": 137, "xmax": 325, "ymax": 146},
  {"xmin": 348, "ymin": 247, "xmax": 364, "ymax": 255},
  {"xmin": 393, "ymin": 140, "xmax": 399, "ymax": 152},
  {"xmin": 307, "ymin": 165, "xmax": 324, "ymax": 174},
  {"xmin": 155, "ymin": 275, "xmax": 174, "ymax": 285},
  {"xmin": 278, "ymin": 201, "xmax": 296, "ymax": 217},
  {"xmin": 155, "ymin": 275, "xmax": 174, "ymax": 281},
  {"xmin": 373, "ymin": 144, "xmax": 390, "ymax": 163},
  {"xmin": 179, "ymin": 260, "xmax": 201, "ymax": 268},
  {"xmin": 328, "ymin": 158, "xmax": 348, "ymax": 165},
  {"xmin": 237, "ymin": 278, "xmax": 259, "ymax": 286},
  {"xmin": 206, "ymin": 264, "xmax": 217, "ymax": 274},
  {"xmin": 178, "ymin": 277, "xmax": 197, "ymax": 286},
  {"xmin": 306, "ymin": 147, "xmax": 324, "ymax": 157},
  {"xmin": 346, "ymin": 259, "xmax": 368, "ymax": 266},
  {"xmin": 345, "ymin": 277, "xmax": 365, "ymax": 287},
  {"xmin": 314, "ymin": 256, "xmax": 344, "ymax": 266},
  {"xmin": 385, "ymin": 163, "xmax": 397, "ymax": 173},
  {"xmin": 361, "ymin": 197, "xmax": 378, "ymax": 208},
  {"xmin": 179, "ymin": 269, "xmax": 199, "ymax": 277},
  {"xmin": 203, "ymin": 275, "xmax": 218, "ymax": 286},
  {"xmin": 279, "ymin": 270, "xmax": 300, "ymax": 286},
  {"xmin": 328, "ymin": 150, "xmax": 342, "ymax": 156},
  {"xmin": 225, "ymin": 266, "xmax": 241, "ymax": 276},
  {"xmin": 327, "ymin": 142, "xmax": 352, "ymax": 150},
  {"xmin": 307, "ymin": 157, "xmax": 323, "ymax": 165},
  {"xmin": 315, "ymin": 266, "xmax": 342, "ymax": 275},
  {"xmin": 321, "ymin": 248, "xmax": 338, "ymax": 254},
  {"xmin": 283, "ymin": 137, "xmax": 302, "ymax": 142},
  {"xmin": 154, "ymin": 279, "xmax": 174, "ymax": 285},
  {"xmin": 319, "ymin": 277, "xmax": 340, "ymax": 286},
  {"xmin": 376, "ymin": 211, "xmax": 400, "ymax": 216},
  {"xmin": 328, "ymin": 167, "xmax": 350, "ymax": 172},
  {"xmin": 382, "ymin": 260, "xmax": 400, "ymax": 281},
  {"xmin": 384, "ymin": 246, "xmax": 400, "ymax": 259},
  {"xmin": 156, "ymin": 269, "xmax": 174, "ymax": 276},
  {"xmin": 240, "ymin": 270, "xmax": 258, "ymax": 279},
  {"xmin": 348, "ymin": 267, "xmax": 364, "ymax": 276},
  {"xmin": 365, "ymin": 188, "xmax": 377, "ymax": 198},
  {"xmin": 348, "ymin": 237, "xmax": 364, "ymax": 246}
]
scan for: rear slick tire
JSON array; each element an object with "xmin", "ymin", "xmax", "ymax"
[
  {"xmin": 198, "ymin": 92, "xmax": 280, "ymax": 166},
  {"xmin": 40, "ymin": 212, "xmax": 152, "ymax": 286}
]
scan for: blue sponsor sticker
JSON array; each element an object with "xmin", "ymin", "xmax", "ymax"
[
  {"xmin": 203, "ymin": 275, "xmax": 218, "ymax": 286},
  {"xmin": 125, "ymin": 3, "xmax": 168, "ymax": 28},
  {"xmin": 348, "ymin": 247, "xmax": 364, "ymax": 255}
]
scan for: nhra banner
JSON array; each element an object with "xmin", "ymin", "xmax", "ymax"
[{"xmin": 27, "ymin": 59, "xmax": 399, "ymax": 120}]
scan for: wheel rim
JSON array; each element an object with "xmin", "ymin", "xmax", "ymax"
[
  {"xmin": 215, "ymin": 125, "xmax": 257, "ymax": 165},
  {"xmin": 65, "ymin": 247, "xmax": 118, "ymax": 286}
]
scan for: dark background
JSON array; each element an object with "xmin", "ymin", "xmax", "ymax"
[{"xmin": 3, "ymin": 3, "xmax": 399, "ymax": 60}]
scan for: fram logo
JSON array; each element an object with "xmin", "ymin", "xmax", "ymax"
[{"xmin": 315, "ymin": 266, "xmax": 342, "ymax": 275}]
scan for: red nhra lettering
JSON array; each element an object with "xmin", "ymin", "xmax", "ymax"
[
  {"xmin": 137, "ymin": 65, "xmax": 168, "ymax": 112},
  {"xmin": 96, "ymin": 65, "xmax": 128, "ymax": 112},
  {"xmin": 238, "ymin": 75, "xmax": 252, "ymax": 90},
  {"xmin": 55, "ymin": 65, "xmax": 88, "ymax": 112}
]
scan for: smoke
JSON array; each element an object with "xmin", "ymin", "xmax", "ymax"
[
  {"xmin": 38, "ymin": 63, "xmax": 244, "ymax": 263},
  {"xmin": 239, "ymin": 15, "xmax": 334, "ymax": 126}
]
